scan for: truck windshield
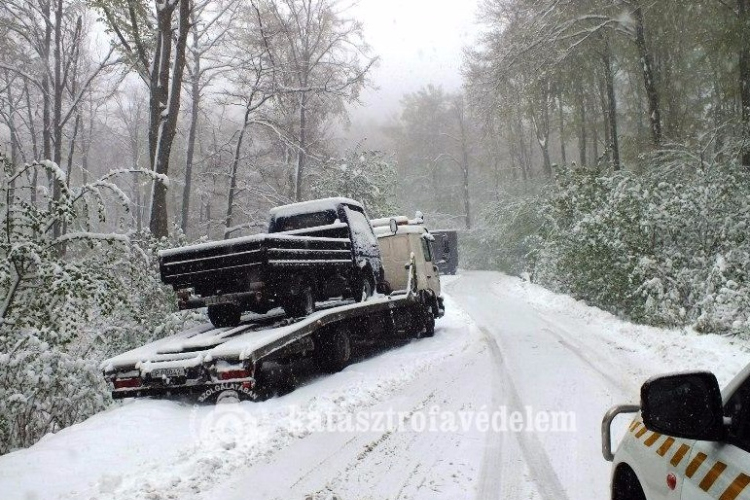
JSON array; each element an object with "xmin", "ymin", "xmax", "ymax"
[{"xmin": 272, "ymin": 209, "xmax": 337, "ymax": 232}]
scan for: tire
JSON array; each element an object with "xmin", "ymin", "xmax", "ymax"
[
  {"xmin": 316, "ymin": 326, "xmax": 352, "ymax": 373},
  {"xmin": 612, "ymin": 465, "xmax": 647, "ymax": 500},
  {"xmin": 421, "ymin": 308, "xmax": 435, "ymax": 338},
  {"xmin": 352, "ymin": 269, "xmax": 375, "ymax": 303},
  {"xmin": 207, "ymin": 304, "xmax": 241, "ymax": 328},
  {"xmin": 281, "ymin": 286, "xmax": 315, "ymax": 318},
  {"xmin": 248, "ymin": 301, "xmax": 271, "ymax": 315}
]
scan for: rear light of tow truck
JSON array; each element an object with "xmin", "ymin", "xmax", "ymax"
[
  {"xmin": 218, "ymin": 369, "xmax": 251, "ymax": 380},
  {"xmin": 217, "ymin": 363, "xmax": 255, "ymax": 390},
  {"xmin": 113, "ymin": 377, "xmax": 142, "ymax": 389}
]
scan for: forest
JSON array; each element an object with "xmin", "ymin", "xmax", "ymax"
[
  {"xmin": 1, "ymin": 0, "xmax": 749, "ymax": 454},
  {"xmin": 391, "ymin": 0, "xmax": 750, "ymax": 334}
]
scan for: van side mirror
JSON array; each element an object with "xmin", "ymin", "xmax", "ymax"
[{"xmin": 641, "ymin": 372, "xmax": 724, "ymax": 441}]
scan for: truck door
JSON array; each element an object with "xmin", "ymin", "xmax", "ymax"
[
  {"xmin": 680, "ymin": 377, "xmax": 750, "ymax": 500},
  {"xmin": 419, "ymin": 236, "xmax": 440, "ymax": 296}
]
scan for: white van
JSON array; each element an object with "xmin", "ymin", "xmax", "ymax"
[{"xmin": 371, "ymin": 215, "xmax": 445, "ymax": 320}]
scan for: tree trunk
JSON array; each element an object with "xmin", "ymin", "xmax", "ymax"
[
  {"xmin": 60, "ymin": 112, "xmax": 81, "ymax": 255},
  {"xmin": 149, "ymin": 0, "xmax": 191, "ymax": 238},
  {"xmin": 632, "ymin": 1, "xmax": 662, "ymax": 145},
  {"xmin": 532, "ymin": 81, "xmax": 552, "ymax": 177},
  {"xmin": 294, "ymin": 92, "xmax": 308, "ymax": 202},
  {"xmin": 5, "ymin": 78, "xmax": 18, "ymax": 167},
  {"xmin": 578, "ymin": 89, "xmax": 587, "ymax": 166},
  {"xmin": 598, "ymin": 77, "xmax": 611, "ymax": 165},
  {"xmin": 42, "ymin": 0, "xmax": 52, "ymax": 164},
  {"xmin": 459, "ymin": 125, "xmax": 471, "ymax": 230},
  {"xmin": 182, "ymin": 13, "xmax": 201, "ymax": 235},
  {"xmin": 557, "ymin": 84, "xmax": 566, "ymax": 165},
  {"xmin": 515, "ymin": 113, "xmax": 529, "ymax": 182},
  {"xmin": 740, "ymin": 0, "xmax": 750, "ymax": 167},
  {"xmin": 225, "ymin": 106, "xmax": 253, "ymax": 238},
  {"xmin": 603, "ymin": 36, "xmax": 621, "ymax": 170},
  {"xmin": 51, "ymin": 0, "xmax": 64, "ymax": 241}
]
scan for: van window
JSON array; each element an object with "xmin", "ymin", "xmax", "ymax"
[{"xmin": 421, "ymin": 238, "xmax": 433, "ymax": 262}]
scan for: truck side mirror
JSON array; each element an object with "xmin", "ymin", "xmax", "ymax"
[{"xmin": 641, "ymin": 371, "xmax": 724, "ymax": 441}]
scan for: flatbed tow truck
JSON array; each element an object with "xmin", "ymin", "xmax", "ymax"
[{"xmin": 101, "ymin": 215, "xmax": 444, "ymax": 401}]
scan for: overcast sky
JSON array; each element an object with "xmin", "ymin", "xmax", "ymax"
[{"xmin": 346, "ymin": 0, "xmax": 481, "ymax": 127}]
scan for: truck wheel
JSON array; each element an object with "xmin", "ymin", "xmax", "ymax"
[
  {"xmin": 316, "ymin": 326, "xmax": 352, "ymax": 373},
  {"xmin": 352, "ymin": 270, "xmax": 374, "ymax": 303},
  {"xmin": 419, "ymin": 308, "xmax": 435, "ymax": 338},
  {"xmin": 207, "ymin": 304, "xmax": 241, "ymax": 328},
  {"xmin": 248, "ymin": 301, "xmax": 271, "ymax": 315},
  {"xmin": 282, "ymin": 287, "xmax": 315, "ymax": 318}
]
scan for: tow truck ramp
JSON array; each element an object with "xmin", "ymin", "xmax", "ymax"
[{"xmin": 102, "ymin": 283, "xmax": 435, "ymax": 401}]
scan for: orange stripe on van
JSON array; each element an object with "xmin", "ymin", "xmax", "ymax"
[
  {"xmin": 644, "ymin": 432, "xmax": 662, "ymax": 447},
  {"xmin": 686, "ymin": 453, "xmax": 708, "ymax": 478},
  {"xmin": 670, "ymin": 444, "xmax": 690, "ymax": 467},
  {"xmin": 719, "ymin": 473, "xmax": 750, "ymax": 500},
  {"xmin": 699, "ymin": 461, "xmax": 727, "ymax": 491},
  {"xmin": 656, "ymin": 437, "xmax": 675, "ymax": 457}
]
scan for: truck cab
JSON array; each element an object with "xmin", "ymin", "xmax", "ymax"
[
  {"xmin": 603, "ymin": 364, "xmax": 750, "ymax": 500},
  {"xmin": 269, "ymin": 197, "xmax": 385, "ymax": 302}
]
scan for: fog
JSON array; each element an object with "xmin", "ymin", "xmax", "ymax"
[{"xmin": 341, "ymin": 0, "xmax": 480, "ymax": 149}]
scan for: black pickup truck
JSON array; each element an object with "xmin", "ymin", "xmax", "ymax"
[{"xmin": 159, "ymin": 198, "xmax": 385, "ymax": 327}]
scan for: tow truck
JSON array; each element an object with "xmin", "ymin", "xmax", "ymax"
[
  {"xmin": 602, "ymin": 365, "xmax": 750, "ymax": 500},
  {"xmin": 101, "ymin": 213, "xmax": 444, "ymax": 400}
]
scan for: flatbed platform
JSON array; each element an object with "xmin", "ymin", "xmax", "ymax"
[{"xmin": 101, "ymin": 288, "xmax": 433, "ymax": 400}]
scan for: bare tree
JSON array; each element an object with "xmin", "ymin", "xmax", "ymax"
[
  {"xmin": 181, "ymin": 0, "xmax": 238, "ymax": 234},
  {"xmin": 257, "ymin": 0, "xmax": 376, "ymax": 201},
  {"xmin": 0, "ymin": 1, "xmax": 118, "ymax": 247},
  {"xmin": 95, "ymin": 0, "xmax": 191, "ymax": 238}
]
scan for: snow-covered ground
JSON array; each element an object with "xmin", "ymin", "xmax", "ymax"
[{"xmin": 2, "ymin": 271, "xmax": 749, "ymax": 500}]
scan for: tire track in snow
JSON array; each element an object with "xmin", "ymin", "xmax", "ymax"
[
  {"xmin": 475, "ymin": 331, "xmax": 505, "ymax": 500},
  {"xmin": 445, "ymin": 275, "xmax": 555, "ymax": 500},
  {"xmin": 538, "ymin": 325, "xmax": 633, "ymax": 396},
  {"xmin": 478, "ymin": 325, "xmax": 571, "ymax": 500}
]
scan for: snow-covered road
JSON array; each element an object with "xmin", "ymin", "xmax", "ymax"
[{"xmin": 3, "ymin": 271, "xmax": 750, "ymax": 500}]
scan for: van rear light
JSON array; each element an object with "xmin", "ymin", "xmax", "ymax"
[
  {"xmin": 219, "ymin": 369, "xmax": 251, "ymax": 380},
  {"xmin": 113, "ymin": 377, "xmax": 142, "ymax": 389}
]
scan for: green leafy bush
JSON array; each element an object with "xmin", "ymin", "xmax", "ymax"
[
  {"xmin": 0, "ymin": 154, "xmax": 199, "ymax": 454},
  {"xmin": 470, "ymin": 149, "xmax": 750, "ymax": 336}
]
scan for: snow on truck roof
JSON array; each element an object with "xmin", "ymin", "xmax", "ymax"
[
  {"xmin": 374, "ymin": 225, "xmax": 432, "ymax": 238},
  {"xmin": 372, "ymin": 213, "xmax": 434, "ymax": 240},
  {"xmin": 268, "ymin": 197, "xmax": 364, "ymax": 219}
]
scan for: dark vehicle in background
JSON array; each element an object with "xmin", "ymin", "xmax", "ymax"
[
  {"xmin": 431, "ymin": 230, "xmax": 458, "ymax": 275},
  {"xmin": 159, "ymin": 198, "xmax": 384, "ymax": 327}
]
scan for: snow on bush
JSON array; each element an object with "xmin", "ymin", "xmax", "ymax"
[
  {"xmin": 0, "ymin": 154, "xmax": 198, "ymax": 454},
  {"xmin": 459, "ymin": 181, "xmax": 550, "ymax": 275},
  {"xmin": 468, "ymin": 144, "xmax": 750, "ymax": 337}
]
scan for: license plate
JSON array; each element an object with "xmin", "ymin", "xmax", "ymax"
[{"xmin": 151, "ymin": 367, "xmax": 186, "ymax": 379}]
